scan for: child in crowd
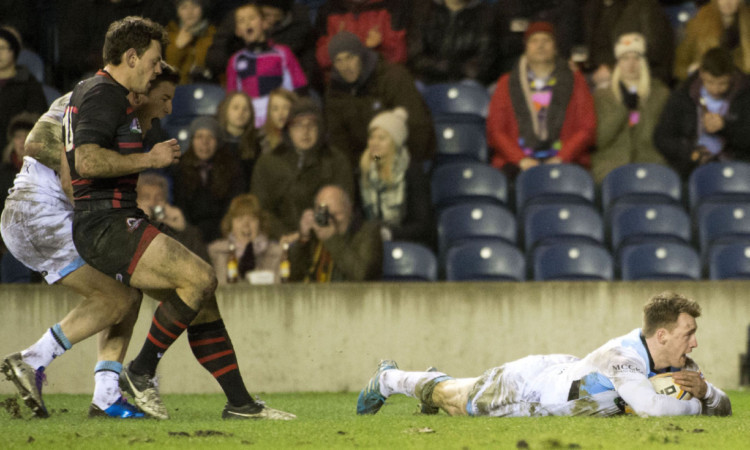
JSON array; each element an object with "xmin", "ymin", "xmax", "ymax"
[
  {"xmin": 217, "ymin": 91, "xmax": 260, "ymax": 184},
  {"xmin": 258, "ymin": 88, "xmax": 298, "ymax": 154},
  {"xmin": 226, "ymin": 3, "xmax": 308, "ymax": 127}
]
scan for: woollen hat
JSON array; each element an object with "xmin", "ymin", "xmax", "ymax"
[
  {"xmin": 189, "ymin": 115, "xmax": 223, "ymax": 146},
  {"xmin": 615, "ymin": 32, "xmax": 647, "ymax": 59},
  {"xmin": 524, "ymin": 21, "xmax": 555, "ymax": 43},
  {"xmin": 369, "ymin": 107, "xmax": 409, "ymax": 148},
  {"xmin": 328, "ymin": 31, "xmax": 366, "ymax": 61},
  {"xmin": 0, "ymin": 27, "xmax": 21, "ymax": 62}
]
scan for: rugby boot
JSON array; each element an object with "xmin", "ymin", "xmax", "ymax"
[
  {"xmin": 222, "ymin": 401, "xmax": 296, "ymax": 420},
  {"xmin": 88, "ymin": 396, "xmax": 145, "ymax": 418},
  {"xmin": 357, "ymin": 359, "xmax": 398, "ymax": 415},
  {"xmin": 1, "ymin": 352, "xmax": 49, "ymax": 418},
  {"xmin": 119, "ymin": 362, "xmax": 168, "ymax": 420}
]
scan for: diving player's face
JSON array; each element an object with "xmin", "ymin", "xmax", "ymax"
[
  {"xmin": 133, "ymin": 40, "xmax": 163, "ymax": 94},
  {"xmin": 141, "ymin": 81, "xmax": 176, "ymax": 123},
  {"xmin": 662, "ymin": 313, "xmax": 698, "ymax": 368}
]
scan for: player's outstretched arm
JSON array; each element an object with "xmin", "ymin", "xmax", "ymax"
[
  {"xmin": 24, "ymin": 121, "xmax": 64, "ymax": 172},
  {"xmin": 672, "ymin": 370, "xmax": 732, "ymax": 416},
  {"xmin": 75, "ymin": 139, "xmax": 180, "ymax": 178},
  {"xmin": 618, "ymin": 378, "xmax": 702, "ymax": 417}
]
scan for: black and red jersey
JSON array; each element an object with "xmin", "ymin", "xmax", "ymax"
[{"xmin": 64, "ymin": 70, "xmax": 143, "ymax": 211}]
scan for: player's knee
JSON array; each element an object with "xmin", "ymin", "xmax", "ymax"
[
  {"xmin": 194, "ymin": 265, "xmax": 218, "ymax": 302},
  {"xmin": 111, "ymin": 289, "xmax": 143, "ymax": 324}
]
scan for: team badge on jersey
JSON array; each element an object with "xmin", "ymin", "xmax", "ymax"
[
  {"xmin": 126, "ymin": 217, "xmax": 144, "ymax": 233},
  {"xmin": 129, "ymin": 118, "xmax": 142, "ymax": 134}
]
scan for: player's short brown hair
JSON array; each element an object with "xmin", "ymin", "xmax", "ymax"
[
  {"xmin": 102, "ymin": 16, "xmax": 167, "ymax": 66},
  {"xmin": 642, "ymin": 292, "xmax": 702, "ymax": 337}
]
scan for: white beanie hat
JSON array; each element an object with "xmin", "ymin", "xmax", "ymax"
[
  {"xmin": 614, "ymin": 32, "xmax": 646, "ymax": 59},
  {"xmin": 369, "ymin": 107, "xmax": 409, "ymax": 148}
]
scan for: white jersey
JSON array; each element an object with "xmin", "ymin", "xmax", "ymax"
[
  {"xmin": 7, "ymin": 93, "xmax": 71, "ymax": 205},
  {"xmin": 467, "ymin": 328, "xmax": 730, "ymax": 417}
]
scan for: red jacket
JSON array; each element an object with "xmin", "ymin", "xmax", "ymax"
[
  {"xmin": 487, "ymin": 69, "xmax": 596, "ymax": 169},
  {"xmin": 315, "ymin": 0, "xmax": 408, "ymax": 71}
]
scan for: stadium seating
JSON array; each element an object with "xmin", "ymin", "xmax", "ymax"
[
  {"xmin": 663, "ymin": 1, "xmax": 698, "ymax": 42},
  {"xmin": 382, "ymin": 241, "xmax": 438, "ymax": 281},
  {"xmin": 422, "ymin": 81, "xmax": 490, "ymax": 119},
  {"xmin": 445, "ymin": 240, "xmax": 525, "ymax": 281},
  {"xmin": 18, "ymin": 49, "xmax": 44, "ymax": 83},
  {"xmin": 532, "ymin": 242, "xmax": 613, "ymax": 281},
  {"xmin": 432, "ymin": 119, "xmax": 488, "ymax": 165},
  {"xmin": 609, "ymin": 203, "xmax": 691, "ymax": 255},
  {"xmin": 515, "ymin": 164, "xmax": 595, "ymax": 217},
  {"xmin": 688, "ymin": 162, "xmax": 750, "ymax": 211},
  {"xmin": 431, "ymin": 161, "xmax": 508, "ymax": 212},
  {"xmin": 162, "ymin": 83, "xmax": 226, "ymax": 127},
  {"xmin": 600, "ymin": 163, "xmax": 682, "ymax": 214},
  {"xmin": 163, "ymin": 122, "xmax": 192, "ymax": 154},
  {"xmin": 708, "ymin": 243, "xmax": 750, "ymax": 280},
  {"xmin": 523, "ymin": 203, "xmax": 603, "ymax": 253},
  {"xmin": 619, "ymin": 242, "xmax": 701, "ymax": 281},
  {"xmin": 696, "ymin": 202, "xmax": 750, "ymax": 256},
  {"xmin": 437, "ymin": 202, "xmax": 517, "ymax": 258}
]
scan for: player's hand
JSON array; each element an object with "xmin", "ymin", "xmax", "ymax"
[
  {"xmin": 149, "ymin": 139, "xmax": 181, "ymax": 168},
  {"xmin": 672, "ymin": 370, "xmax": 707, "ymax": 399}
]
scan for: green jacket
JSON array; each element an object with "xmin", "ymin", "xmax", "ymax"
[
  {"xmin": 250, "ymin": 139, "xmax": 354, "ymax": 237},
  {"xmin": 591, "ymin": 80, "xmax": 670, "ymax": 184}
]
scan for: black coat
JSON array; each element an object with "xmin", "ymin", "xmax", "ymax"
[{"xmin": 0, "ymin": 66, "xmax": 47, "ymax": 151}]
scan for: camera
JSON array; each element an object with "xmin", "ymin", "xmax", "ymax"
[{"xmin": 314, "ymin": 204, "xmax": 330, "ymax": 227}]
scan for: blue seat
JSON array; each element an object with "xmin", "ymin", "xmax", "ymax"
[
  {"xmin": 163, "ymin": 83, "xmax": 226, "ymax": 126},
  {"xmin": 422, "ymin": 81, "xmax": 490, "ymax": 119},
  {"xmin": 523, "ymin": 203, "xmax": 603, "ymax": 253},
  {"xmin": 619, "ymin": 242, "xmax": 701, "ymax": 280},
  {"xmin": 708, "ymin": 243, "xmax": 750, "ymax": 280},
  {"xmin": 533, "ymin": 242, "xmax": 613, "ymax": 281},
  {"xmin": 437, "ymin": 202, "xmax": 516, "ymax": 258},
  {"xmin": 696, "ymin": 202, "xmax": 750, "ymax": 256},
  {"xmin": 433, "ymin": 118, "xmax": 488, "ymax": 164},
  {"xmin": 663, "ymin": 2, "xmax": 698, "ymax": 42},
  {"xmin": 162, "ymin": 122, "xmax": 192, "ymax": 154},
  {"xmin": 431, "ymin": 162, "xmax": 508, "ymax": 212},
  {"xmin": 516, "ymin": 164, "xmax": 595, "ymax": 216},
  {"xmin": 600, "ymin": 163, "xmax": 682, "ymax": 213},
  {"xmin": 382, "ymin": 241, "xmax": 438, "ymax": 281},
  {"xmin": 688, "ymin": 162, "xmax": 750, "ymax": 211},
  {"xmin": 609, "ymin": 203, "xmax": 691, "ymax": 254},
  {"xmin": 445, "ymin": 240, "xmax": 525, "ymax": 281}
]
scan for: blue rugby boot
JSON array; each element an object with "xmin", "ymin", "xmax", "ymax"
[
  {"xmin": 2, "ymin": 352, "xmax": 49, "ymax": 418},
  {"xmin": 88, "ymin": 396, "xmax": 145, "ymax": 418},
  {"xmin": 357, "ymin": 360, "xmax": 398, "ymax": 415}
]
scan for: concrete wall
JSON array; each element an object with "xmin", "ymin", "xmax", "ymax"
[{"xmin": 1, "ymin": 281, "xmax": 748, "ymax": 395}]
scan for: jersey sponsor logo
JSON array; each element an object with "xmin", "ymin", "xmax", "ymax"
[
  {"xmin": 611, "ymin": 364, "xmax": 643, "ymax": 374},
  {"xmin": 126, "ymin": 217, "xmax": 144, "ymax": 233}
]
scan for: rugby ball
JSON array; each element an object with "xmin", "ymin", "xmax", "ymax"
[{"xmin": 649, "ymin": 373, "xmax": 692, "ymax": 400}]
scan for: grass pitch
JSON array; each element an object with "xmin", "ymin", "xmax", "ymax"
[{"xmin": 1, "ymin": 391, "xmax": 748, "ymax": 449}]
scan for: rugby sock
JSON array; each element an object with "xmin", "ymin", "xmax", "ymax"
[
  {"xmin": 188, "ymin": 320, "xmax": 255, "ymax": 408},
  {"xmin": 130, "ymin": 301, "xmax": 198, "ymax": 377},
  {"xmin": 379, "ymin": 370, "xmax": 450, "ymax": 400},
  {"xmin": 21, "ymin": 324, "xmax": 71, "ymax": 369},
  {"xmin": 92, "ymin": 361, "xmax": 122, "ymax": 410}
]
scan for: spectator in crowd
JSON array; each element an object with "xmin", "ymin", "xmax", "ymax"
[
  {"xmin": 289, "ymin": 184, "xmax": 383, "ymax": 282},
  {"xmin": 206, "ymin": 1, "xmax": 315, "ymax": 87},
  {"xmin": 655, "ymin": 46, "xmax": 750, "ymax": 178},
  {"xmin": 208, "ymin": 193, "xmax": 283, "ymax": 284},
  {"xmin": 325, "ymin": 31, "xmax": 435, "ymax": 167},
  {"xmin": 407, "ymin": 0, "xmax": 497, "ymax": 86},
  {"xmin": 173, "ymin": 116, "xmax": 245, "ymax": 243},
  {"xmin": 251, "ymin": 97, "xmax": 354, "ymax": 237},
  {"xmin": 165, "ymin": 0, "xmax": 216, "ymax": 84},
  {"xmin": 314, "ymin": 0, "xmax": 410, "ymax": 78},
  {"xmin": 225, "ymin": 3, "xmax": 308, "ymax": 127},
  {"xmin": 487, "ymin": 22, "xmax": 596, "ymax": 179},
  {"xmin": 136, "ymin": 172, "xmax": 209, "ymax": 262},
  {"xmin": 675, "ymin": 0, "xmax": 750, "ymax": 81},
  {"xmin": 1, "ymin": 112, "xmax": 38, "ymax": 208},
  {"xmin": 0, "ymin": 27, "xmax": 46, "ymax": 151},
  {"xmin": 591, "ymin": 33, "xmax": 670, "ymax": 184},
  {"xmin": 582, "ymin": 0, "xmax": 675, "ymax": 87},
  {"xmin": 359, "ymin": 107, "xmax": 435, "ymax": 248},
  {"xmin": 258, "ymin": 88, "xmax": 298, "ymax": 154},
  {"xmin": 492, "ymin": 0, "xmax": 582, "ymax": 78},
  {"xmin": 57, "ymin": 0, "xmax": 174, "ymax": 90},
  {"xmin": 217, "ymin": 91, "xmax": 260, "ymax": 184}
]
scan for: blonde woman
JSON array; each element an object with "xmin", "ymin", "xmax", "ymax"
[
  {"xmin": 217, "ymin": 91, "xmax": 259, "ymax": 183},
  {"xmin": 359, "ymin": 107, "xmax": 434, "ymax": 248},
  {"xmin": 591, "ymin": 33, "xmax": 670, "ymax": 183},
  {"xmin": 208, "ymin": 193, "xmax": 282, "ymax": 284},
  {"xmin": 258, "ymin": 88, "xmax": 298, "ymax": 155}
]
